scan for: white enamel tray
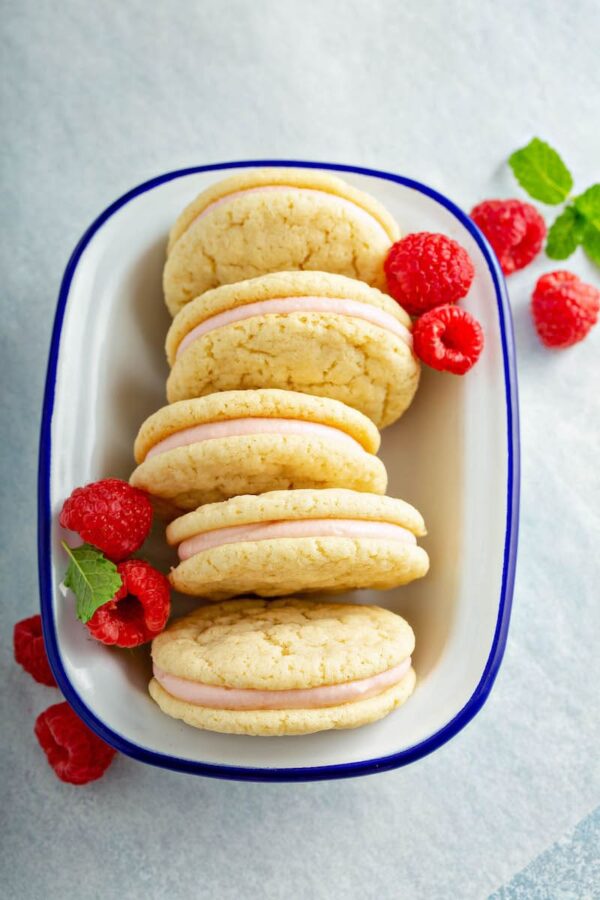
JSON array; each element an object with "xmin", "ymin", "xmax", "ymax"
[{"xmin": 38, "ymin": 161, "xmax": 519, "ymax": 781}]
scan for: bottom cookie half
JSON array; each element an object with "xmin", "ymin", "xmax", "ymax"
[{"xmin": 148, "ymin": 667, "xmax": 416, "ymax": 736}]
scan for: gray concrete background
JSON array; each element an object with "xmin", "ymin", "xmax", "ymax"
[{"xmin": 1, "ymin": 1, "xmax": 599, "ymax": 897}]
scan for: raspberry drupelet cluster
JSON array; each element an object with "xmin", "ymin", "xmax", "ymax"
[
  {"xmin": 14, "ymin": 614, "xmax": 57, "ymax": 686},
  {"xmin": 384, "ymin": 232, "xmax": 475, "ymax": 316},
  {"xmin": 386, "ymin": 198, "xmax": 597, "ymax": 367},
  {"xmin": 34, "ymin": 702, "xmax": 116, "ymax": 785},
  {"xmin": 385, "ymin": 231, "xmax": 483, "ymax": 375},
  {"xmin": 531, "ymin": 271, "xmax": 600, "ymax": 348},
  {"xmin": 59, "ymin": 478, "xmax": 170, "ymax": 648},
  {"xmin": 14, "ymin": 478, "xmax": 171, "ymax": 785},
  {"xmin": 413, "ymin": 305, "xmax": 484, "ymax": 375},
  {"xmin": 86, "ymin": 559, "xmax": 171, "ymax": 647},
  {"xmin": 470, "ymin": 193, "xmax": 598, "ymax": 351},
  {"xmin": 59, "ymin": 478, "xmax": 153, "ymax": 562},
  {"xmin": 13, "ymin": 614, "xmax": 116, "ymax": 784},
  {"xmin": 470, "ymin": 199, "xmax": 546, "ymax": 276}
]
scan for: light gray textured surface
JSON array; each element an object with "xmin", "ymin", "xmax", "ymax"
[
  {"xmin": 490, "ymin": 807, "xmax": 600, "ymax": 899},
  {"xmin": 1, "ymin": 2, "xmax": 599, "ymax": 898}
]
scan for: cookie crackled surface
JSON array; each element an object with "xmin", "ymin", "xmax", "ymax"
[
  {"xmin": 166, "ymin": 488, "xmax": 429, "ymax": 600},
  {"xmin": 149, "ymin": 599, "xmax": 417, "ymax": 736},
  {"xmin": 130, "ymin": 389, "xmax": 387, "ymax": 514},
  {"xmin": 165, "ymin": 271, "xmax": 420, "ymax": 429},
  {"xmin": 163, "ymin": 168, "xmax": 400, "ymax": 316}
]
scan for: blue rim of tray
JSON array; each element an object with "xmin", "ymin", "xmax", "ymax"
[{"xmin": 38, "ymin": 160, "xmax": 520, "ymax": 782}]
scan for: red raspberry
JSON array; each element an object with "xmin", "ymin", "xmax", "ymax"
[
  {"xmin": 385, "ymin": 232, "xmax": 475, "ymax": 316},
  {"xmin": 59, "ymin": 478, "xmax": 152, "ymax": 561},
  {"xmin": 86, "ymin": 559, "xmax": 170, "ymax": 647},
  {"xmin": 531, "ymin": 271, "xmax": 600, "ymax": 348},
  {"xmin": 13, "ymin": 614, "xmax": 57, "ymax": 687},
  {"xmin": 413, "ymin": 304, "xmax": 484, "ymax": 374},
  {"xmin": 34, "ymin": 701, "xmax": 116, "ymax": 784},
  {"xmin": 470, "ymin": 199, "xmax": 546, "ymax": 275}
]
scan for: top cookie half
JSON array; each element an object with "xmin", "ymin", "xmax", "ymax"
[{"xmin": 163, "ymin": 168, "xmax": 400, "ymax": 316}]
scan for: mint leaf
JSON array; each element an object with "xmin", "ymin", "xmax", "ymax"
[
  {"xmin": 509, "ymin": 138, "xmax": 573, "ymax": 204},
  {"xmin": 582, "ymin": 223, "xmax": 600, "ymax": 266},
  {"xmin": 546, "ymin": 206, "xmax": 586, "ymax": 260},
  {"xmin": 574, "ymin": 184, "xmax": 600, "ymax": 228},
  {"xmin": 571, "ymin": 185, "xmax": 600, "ymax": 266},
  {"xmin": 62, "ymin": 542, "xmax": 122, "ymax": 624}
]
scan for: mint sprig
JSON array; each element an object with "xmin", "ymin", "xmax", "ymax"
[
  {"xmin": 574, "ymin": 184, "xmax": 600, "ymax": 223},
  {"xmin": 583, "ymin": 226, "xmax": 600, "ymax": 266},
  {"xmin": 575, "ymin": 185, "xmax": 600, "ymax": 265},
  {"xmin": 546, "ymin": 207, "xmax": 586, "ymax": 260},
  {"xmin": 509, "ymin": 138, "xmax": 599, "ymax": 267},
  {"xmin": 509, "ymin": 138, "xmax": 573, "ymax": 205},
  {"xmin": 62, "ymin": 542, "xmax": 122, "ymax": 624}
]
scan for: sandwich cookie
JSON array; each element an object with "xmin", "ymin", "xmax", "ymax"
[
  {"xmin": 164, "ymin": 168, "xmax": 400, "ymax": 315},
  {"xmin": 166, "ymin": 271, "xmax": 420, "ymax": 429},
  {"xmin": 166, "ymin": 488, "xmax": 429, "ymax": 600},
  {"xmin": 149, "ymin": 598, "xmax": 417, "ymax": 736},
  {"xmin": 130, "ymin": 389, "xmax": 387, "ymax": 515}
]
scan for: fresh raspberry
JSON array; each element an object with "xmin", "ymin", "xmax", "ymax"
[
  {"xmin": 86, "ymin": 559, "xmax": 170, "ymax": 647},
  {"xmin": 531, "ymin": 271, "xmax": 600, "ymax": 348},
  {"xmin": 413, "ymin": 304, "xmax": 484, "ymax": 374},
  {"xmin": 34, "ymin": 701, "xmax": 116, "ymax": 784},
  {"xmin": 470, "ymin": 199, "xmax": 546, "ymax": 275},
  {"xmin": 384, "ymin": 232, "xmax": 475, "ymax": 316},
  {"xmin": 59, "ymin": 478, "xmax": 153, "ymax": 562},
  {"xmin": 13, "ymin": 614, "xmax": 57, "ymax": 687}
]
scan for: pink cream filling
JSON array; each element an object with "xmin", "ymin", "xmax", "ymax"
[
  {"xmin": 153, "ymin": 656, "xmax": 412, "ymax": 710},
  {"xmin": 190, "ymin": 186, "xmax": 391, "ymax": 242},
  {"xmin": 177, "ymin": 519, "xmax": 417, "ymax": 562},
  {"xmin": 176, "ymin": 297, "xmax": 412, "ymax": 358},
  {"xmin": 145, "ymin": 417, "xmax": 366, "ymax": 461}
]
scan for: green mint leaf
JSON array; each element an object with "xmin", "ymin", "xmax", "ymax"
[
  {"xmin": 574, "ymin": 184, "xmax": 600, "ymax": 228},
  {"xmin": 62, "ymin": 541, "xmax": 122, "ymax": 624},
  {"xmin": 509, "ymin": 138, "xmax": 573, "ymax": 204},
  {"xmin": 582, "ymin": 222, "xmax": 600, "ymax": 266},
  {"xmin": 546, "ymin": 206, "xmax": 585, "ymax": 260}
]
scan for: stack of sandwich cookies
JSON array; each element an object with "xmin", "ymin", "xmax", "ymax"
[
  {"xmin": 149, "ymin": 599, "xmax": 416, "ymax": 736},
  {"xmin": 139, "ymin": 168, "xmax": 428, "ymax": 736},
  {"xmin": 163, "ymin": 168, "xmax": 400, "ymax": 316},
  {"xmin": 166, "ymin": 271, "xmax": 419, "ymax": 428},
  {"xmin": 131, "ymin": 389, "xmax": 387, "ymax": 514},
  {"xmin": 166, "ymin": 488, "xmax": 429, "ymax": 600}
]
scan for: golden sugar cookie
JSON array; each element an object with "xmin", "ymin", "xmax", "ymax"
[
  {"xmin": 149, "ymin": 598, "xmax": 417, "ymax": 736},
  {"xmin": 164, "ymin": 168, "xmax": 400, "ymax": 315},
  {"xmin": 166, "ymin": 488, "xmax": 429, "ymax": 600},
  {"xmin": 165, "ymin": 271, "xmax": 419, "ymax": 429},
  {"xmin": 130, "ymin": 390, "xmax": 386, "ymax": 515}
]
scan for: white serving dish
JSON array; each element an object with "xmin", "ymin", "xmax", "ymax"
[{"xmin": 38, "ymin": 161, "xmax": 519, "ymax": 781}]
